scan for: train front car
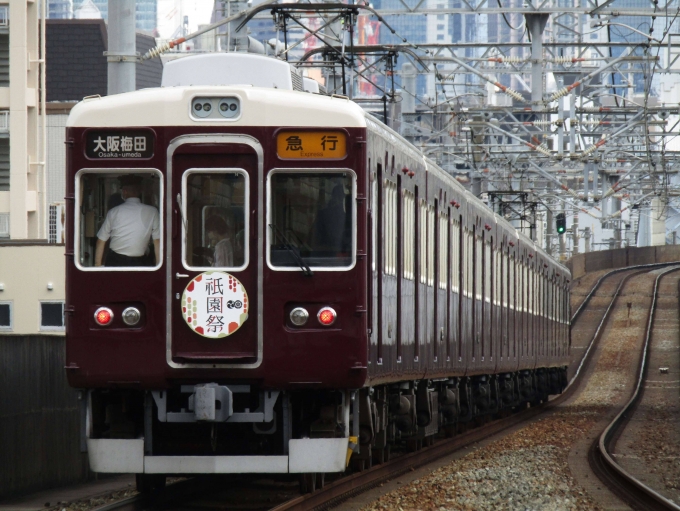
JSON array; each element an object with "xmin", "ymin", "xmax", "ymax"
[{"xmin": 65, "ymin": 54, "xmax": 368, "ymax": 482}]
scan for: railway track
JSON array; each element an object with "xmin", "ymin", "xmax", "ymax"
[
  {"xmin": 88, "ymin": 262, "xmax": 680, "ymax": 511},
  {"xmin": 588, "ymin": 266, "xmax": 680, "ymax": 511}
]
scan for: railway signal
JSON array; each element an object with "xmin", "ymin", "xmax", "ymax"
[{"xmin": 556, "ymin": 213, "xmax": 566, "ymax": 235}]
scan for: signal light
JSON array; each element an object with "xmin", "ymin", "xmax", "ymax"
[
  {"xmin": 556, "ymin": 213, "xmax": 566, "ymax": 235},
  {"xmin": 289, "ymin": 307, "xmax": 309, "ymax": 326},
  {"xmin": 317, "ymin": 307, "xmax": 337, "ymax": 326},
  {"xmin": 94, "ymin": 307, "xmax": 113, "ymax": 326},
  {"xmin": 122, "ymin": 307, "xmax": 141, "ymax": 326}
]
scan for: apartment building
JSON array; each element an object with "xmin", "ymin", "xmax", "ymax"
[{"xmin": 0, "ymin": 5, "xmax": 161, "ymax": 335}]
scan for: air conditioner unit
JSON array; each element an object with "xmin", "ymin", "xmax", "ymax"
[
  {"xmin": 0, "ymin": 212, "xmax": 8, "ymax": 238},
  {"xmin": 48, "ymin": 203, "xmax": 65, "ymax": 243}
]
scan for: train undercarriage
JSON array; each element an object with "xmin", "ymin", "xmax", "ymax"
[{"xmin": 84, "ymin": 366, "xmax": 568, "ymax": 491}]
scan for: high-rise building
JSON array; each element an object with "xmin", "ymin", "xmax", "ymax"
[
  {"xmin": 48, "ymin": 0, "xmax": 73, "ymax": 19},
  {"xmin": 89, "ymin": 0, "xmax": 158, "ymax": 34}
]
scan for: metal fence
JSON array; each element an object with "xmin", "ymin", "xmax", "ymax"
[{"xmin": 0, "ymin": 335, "xmax": 89, "ymax": 499}]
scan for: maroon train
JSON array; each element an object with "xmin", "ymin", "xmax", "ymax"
[{"xmin": 64, "ymin": 53, "xmax": 570, "ymax": 488}]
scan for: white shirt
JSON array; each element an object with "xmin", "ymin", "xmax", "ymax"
[{"xmin": 97, "ymin": 198, "xmax": 160, "ymax": 257}]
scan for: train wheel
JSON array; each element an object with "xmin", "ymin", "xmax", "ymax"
[
  {"xmin": 135, "ymin": 474, "xmax": 166, "ymax": 493},
  {"xmin": 373, "ymin": 447, "xmax": 385, "ymax": 465},
  {"xmin": 350, "ymin": 458, "xmax": 365, "ymax": 472},
  {"xmin": 299, "ymin": 473, "xmax": 317, "ymax": 494},
  {"xmin": 315, "ymin": 472, "xmax": 325, "ymax": 490}
]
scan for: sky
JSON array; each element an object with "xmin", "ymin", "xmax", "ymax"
[{"xmin": 156, "ymin": 0, "xmax": 215, "ymax": 39}]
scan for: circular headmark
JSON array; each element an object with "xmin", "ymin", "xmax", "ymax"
[{"xmin": 181, "ymin": 271, "xmax": 249, "ymax": 338}]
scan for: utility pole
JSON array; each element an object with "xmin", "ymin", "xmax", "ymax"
[{"xmin": 107, "ymin": 0, "xmax": 136, "ymax": 95}]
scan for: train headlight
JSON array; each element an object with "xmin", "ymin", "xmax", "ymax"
[
  {"xmin": 317, "ymin": 307, "xmax": 337, "ymax": 326},
  {"xmin": 94, "ymin": 307, "xmax": 114, "ymax": 326},
  {"xmin": 290, "ymin": 307, "xmax": 309, "ymax": 326},
  {"xmin": 122, "ymin": 307, "xmax": 141, "ymax": 326}
]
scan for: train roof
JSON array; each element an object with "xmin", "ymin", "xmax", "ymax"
[{"xmin": 66, "ymin": 85, "xmax": 367, "ymax": 129}]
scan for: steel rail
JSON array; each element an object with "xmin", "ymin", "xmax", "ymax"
[
  {"xmin": 571, "ymin": 260, "xmax": 680, "ymax": 323},
  {"xmin": 270, "ymin": 263, "xmax": 670, "ymax": 511},
  {"xmin": 90, "ymin": 261, "xmax": 680, "ymax": 511},
  {"xmin": 590, "ymin": 265, "xmax": 680, "ymax": 511}
]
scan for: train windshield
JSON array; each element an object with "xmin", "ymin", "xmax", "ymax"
[
  {"xmin": 182, "ymin": 170, "xmax": 248, "ymax": 270},
  {"xmin": 75, "ymin": 170, "xmax": 162, "ymax": 270},
  {"xmin": 268, "ymin": 171, "xmax": 354, "ymax": 269}
]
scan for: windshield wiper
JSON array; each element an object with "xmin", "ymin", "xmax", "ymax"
[{"xmin": 269, "ymin": 224, "xmax": 313, "ymax": 277}]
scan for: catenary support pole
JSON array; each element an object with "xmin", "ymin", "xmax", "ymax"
[{"xmin": 107, "ymin": 0, "xmax": 136, "ymax": 95}]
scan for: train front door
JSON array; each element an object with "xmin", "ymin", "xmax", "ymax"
[{"xmin": 166, "ymin": 136, "xmax": 262, "ymax": 367}]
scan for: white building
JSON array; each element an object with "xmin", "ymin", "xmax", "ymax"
[{"xmin": 0, "ymin": 2, "xmax": 64, "ymax": 335}]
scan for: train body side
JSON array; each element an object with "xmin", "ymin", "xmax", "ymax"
[{"xmin": 363, "ymin": 119, "xmax": 571, "ymax": 386}]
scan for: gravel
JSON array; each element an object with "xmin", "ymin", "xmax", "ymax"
[
  {"xmin": 362, "ymin": 413, "xmax": 603, "ymax": 511},
  {"xmin": 361, "ymin": 273, "xmax": 661, "ymax": 511}
]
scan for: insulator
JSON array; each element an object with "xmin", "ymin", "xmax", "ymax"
[
  {"xmin": 503, "ymin": 88, "xmax": 524, "ymax": 101},
  {"xmin": 550, "ymin": 86, "xmax": 570, "ymax": 101},
  {"xmin": 580, "ymin": 144, "xmax": 599, "ymax": 158},
  {"xmin": 535, "ymin": 144, "xmax": 552, "ymax": 157},
  {"xmin": 492, "ymin": 56, "xmax": 525, "ymax": 64},
  {"xmin": 142, "ymin": 42, "xmax": 172, "ymax": 60}
]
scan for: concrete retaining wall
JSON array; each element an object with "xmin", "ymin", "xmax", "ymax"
[
  {"xmin": 0, "ymin": 336, "xmax": 89, "ymax": 499},
  {"xmin": 567, "ymin": 246, "xmax": 680, "ymax": 279}
]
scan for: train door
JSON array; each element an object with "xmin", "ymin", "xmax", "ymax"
[{"xmin": 167, "ymin": 138, "xmax": 261, "ymax": 365}]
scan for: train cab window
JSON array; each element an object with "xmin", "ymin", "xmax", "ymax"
[
  {"xmin": 75, "ymin": 170, "xmax": 162, "ymax": 270},
  {"xmin": 268, "ymin": 171, "xmax": 355, "ymax": 269},
  {"xmin": 183, "ymin": 170, "xmax": 248, "ymax": 270}
]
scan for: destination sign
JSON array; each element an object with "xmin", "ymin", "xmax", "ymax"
[
  {"xmin": 86, "ymin": 130, "xmax": 154, "ymax": 159},
  {"xmin": 276, "ymin": 131, "xmax": 347, "ymax": 159}
]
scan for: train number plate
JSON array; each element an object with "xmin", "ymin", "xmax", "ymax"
[{"xmin": 277, "ymin": 131, "xmax": 346, "ymax": 159}]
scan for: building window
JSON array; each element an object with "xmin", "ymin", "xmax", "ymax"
[
  {"xmin": 437, "ymin": 24, "xmax": 445, "ymax": 30},
  {"xmin": 437, "ymin": 14, "xmax": 445, "ymax": 19},
  {"xmin": 0, "ymin": 301, "xmax": 12, "ymax": 330},
  {"xmin": 41, "ymin": 302, "xmax": 65, "ymax": 330},
  {"xmin": 437, "ymin": 34, "xmax": 444, "ymax": 40}
]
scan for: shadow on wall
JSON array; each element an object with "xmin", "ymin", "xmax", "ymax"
[
  {"xmin": 0, "ymin": 336, "xmax": 89, "ymax": 499},
  {"xmin": 567, "ymin": 245, "xmax": 680, "ymax": 279}
]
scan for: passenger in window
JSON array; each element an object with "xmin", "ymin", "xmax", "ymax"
[
  {"xmin": 206, "ymin": 215, "xmax": 234, "ymax": 267},
  {"xmin": 312, "ymin": 184, "xmax": 347, "ymax": 253},
  {"xmin": 94, "ymin": 175, "xmax": 160, "ymax": 267}
]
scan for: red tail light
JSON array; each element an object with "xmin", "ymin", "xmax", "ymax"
[
  {"xmin": 317, "ymin": 307, "xmax": 337, "ymax": 326},
  {"xmin": 94, "ymin": 307, "xmax": 113, "ymax": 326}
]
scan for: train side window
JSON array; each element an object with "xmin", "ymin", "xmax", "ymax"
[
  {"xmin": 450, "ymin": 220, "xmax": 459, "ymax": 292},
  {"xmin": 383, "ymin": 180, "xmax": 397, "ymax": 276},
  {"xmin": 484, "ymin": 240, "xmax": 491, "ymax": 302},
  {"xmin": 403, "ymin": 190, "xmax": 415, "ymax": 280},
  {"xmin": 268, "ymin": 170, "xmax": 355, "ymax": 270},
  {"xmin": 475, "ymin": 234, "xmax": 482, "ymax": 300},
  {"xmin": 419, "ymin": 200, "xmax": 428, "ymax": 285},
  {"xmin": 427, "ymin": 204, "xmax": 435, "ymax": 287},
  {"xmin": 183, "ymin": 169, "xmax": 248, "ymax": 270},
  {"xmin": 438, "ymin": 212, "xmax": 447, "ymax": 289},
  {"xmin": 75, "ymin": 170, "xmax": 162, "ymax": 270}
]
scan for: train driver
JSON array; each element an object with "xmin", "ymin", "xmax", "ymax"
[
  {"xmin": 311, "ymin": 184, "xmax": 347, "ymax": 254},
  {"xmin": 94, "ymin": 175, "xmax": 161, "ymax": 267}
]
